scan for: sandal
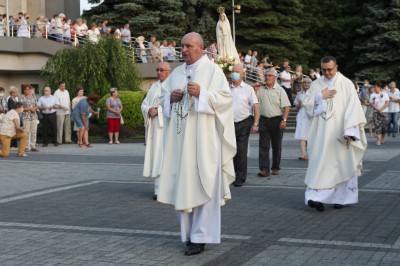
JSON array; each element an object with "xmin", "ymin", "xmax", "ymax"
[
  {"xmin": 79, "ymin": 143, "xmax": 87, "ymax": 148},
  {"xmin": 108, "ymin": 141, "xmax": 113, "ymax": 144},
  {"xmin": 86, "ymin": 143, "xmax": 93, "ymax": 148}
]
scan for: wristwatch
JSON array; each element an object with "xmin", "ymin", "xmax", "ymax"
[
  {"xmin": 283, "ymin": 118, "xmax": 287, "ymax": 122},
  {"xmin": 253, "ymin": 123, "xmax": 258, "ymax": 126}
]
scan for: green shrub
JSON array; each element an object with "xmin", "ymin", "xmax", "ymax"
[
  {"xmin": 96, "ymin": 90, "xmax": 146, "ymax": 130},
  {"xmin": 41, "ymin": 36, "xmax": 142, "ymax": 96}
]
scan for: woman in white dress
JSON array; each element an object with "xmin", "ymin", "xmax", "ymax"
[
  {"xmin": 216, "ymin": 8, "xmax": 239, "ymax": 60},
  {"xmin": 294, "ymin": 77, "xmax": 313, "ymax": 160},
  {"xmin": 17, "ymin": 13, "xmax": 30, "ymax": 38}
]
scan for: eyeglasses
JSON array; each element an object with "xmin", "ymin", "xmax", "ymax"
[
  {"xmin": 321, "ymin": 66, "xmax": 337, "ymax": 72},
  {"xmin": 265, "ymin": 75, "xmax": 275, "ymax": 78},
  {"xmin": 156, "ymin": 69, "xmax": 170, "ymax": 72}
]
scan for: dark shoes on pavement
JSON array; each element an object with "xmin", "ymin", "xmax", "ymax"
[
  {"xmin": 308, "ymin": 200, "xmax": 345, "ymax": 211},
  {"xmin": 308, "ymin": 200, "xmax": 325, "ymax": 212},
  {"xmin": 333, "ymin": 204, "xmax": 344, "ymax": 209},
  {"xmin": 258, "ymin": 170, "xmax": 270, "ymax": 177},
  {"xmin": 233, "ymin": 181, "xmax": 244, "ymax": 187},
  {"xmin": 184, "ymin": 243, "xmax": 205, "ymax": 256},
  {"xmin": 153, "ymin": 195, "xmax": 157, "ymax": 201}
]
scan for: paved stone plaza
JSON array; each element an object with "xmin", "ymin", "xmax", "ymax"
[{"xmin": 0, "ymin": 133, "xmax": 399, "ymax": 265}]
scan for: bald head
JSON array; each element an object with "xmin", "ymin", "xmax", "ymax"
[
  {"xmin": 156, "ymin": 62, "xmax": 171, "ymax": 82},
  {"xmin": 181, "ymin": 32, "xmax": 205, "ymax": 65}
]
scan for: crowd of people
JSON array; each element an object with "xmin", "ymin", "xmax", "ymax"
[
  {"xmin": 140, "ymin": 30, "xmax": 370, "ymax": 256},
  {"xmin": 0, "ymin": 13, "xmax": 181, "ymax": 63},
  {"xmin": 0, "ymin": 81, "xmax": 128, "ymax": 157}
]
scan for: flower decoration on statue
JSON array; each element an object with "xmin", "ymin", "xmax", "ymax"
[{"xmin": 217, "ymin": 56, "xmax": 239, "ymax": 73}]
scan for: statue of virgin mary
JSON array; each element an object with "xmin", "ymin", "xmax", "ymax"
[{"xmin": 216, "ymin": 7, "xmax": 239, "ymax": 60}]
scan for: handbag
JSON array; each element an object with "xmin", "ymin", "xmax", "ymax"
[{"xmin": 120, "ymin": 114, "xmax": 124, "ymax": 125}]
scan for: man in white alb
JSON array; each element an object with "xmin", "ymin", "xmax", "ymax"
[
  {"xmin": 158, "ymin": 32, "xmax": 236, "ymax": 256},
  {"xmin": 141, "ymin": 62, "xmax": 171, "ymax": 200},
  {"xmin": 303, "ymin": 56, "xmax": 367, "ymax": 212}
]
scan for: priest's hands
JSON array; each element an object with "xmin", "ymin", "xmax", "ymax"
[
  {"xmin": 171, "ymin": 89, "xmax": 184, "ymax": 103},
  {"xmin": 322, "ymin": 87, "xmax": 337, "ymax": 99},
  {"xmin": 187, "ymin": 82, "xmax": 200, "ymax": 97},
  {"xmin": 148, "ymin": 107, "xmax": 158, "ymax": 117}
]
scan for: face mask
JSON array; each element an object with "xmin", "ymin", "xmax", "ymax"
[{"xmin": 231, "ymin": 72, "xmax": 241, "ymax": 82}]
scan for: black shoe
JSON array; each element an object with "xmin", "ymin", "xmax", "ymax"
[
  {"xmin": 333, "ymin": 204, "xmax": 344, "ymax": 209},
  {"xmin": 184, "ymin": 243, "xmax": 205, "ymax": 256},
  {"xmin": 54, "ymin": 143, "xmax": 59, "ymax": 147},
  {"xmin": 233, "ymin": 181, "xmax": 243, "ymax": 187},
  {"xmin": 153, "ymin": 195, "xmax": 157, "ymax": 201},
  {"xmin": 308, "ymin": 200, "xmax": 325, "ymax": 212},
  {"xmin": 185, "ymin": 239, "xmax": 191, "ymax": 247},
  {"xmin": 42, "ymin": 144, "xmax": 48, "ymax": 147}
]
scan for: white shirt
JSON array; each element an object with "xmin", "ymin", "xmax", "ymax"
[
  {"xmin": 244, "ymin": 55, "xmax": 251, "ymax": 64},
  {"xmin": 230, "ymin": 81, "xmax": 258, "ymax": 122},
  {"xmin": 386, "ymin": 88, "xmax": 400, "ymax": 113},
  {"xmin": 53, "ymin": 89, "xmax": 71, "ymax": 115},
  {"xmin": 370, "ymin": 92, "xmax": 389, "ymax": 112},
  {"xmin": 38, "ymin": 95, "xmax": 60, "ymax": 114},
  {"xmin": 280, "ymin": 70, "xmax": 291, "ymax": 88},
  {"xmin": 121, "ymin": 28, "xmax": 131, "ymax": 43}
]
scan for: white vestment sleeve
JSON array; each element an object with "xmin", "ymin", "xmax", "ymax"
[
  {"xmin": 313, "ymin": 92, "xmax": 327, "ymax": 116},
  {"xmin": 344, "ymin": 126, "xmax": 360, "ymax": 141},
  {"xmin": 163, "ymin": 92, "xmax": 172, "ymax": 118},
  {"xmin": 195, "ymin": 88, "xmax": 215, "ymax": 114}
]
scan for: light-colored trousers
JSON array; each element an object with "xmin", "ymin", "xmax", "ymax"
[
  {"xmin": 56, "ymin": 114, "xmax": 72, "ymax": 144},
  {"xmin": 24, "ymin": 119, "xmax": 38, "ymax": 148}
]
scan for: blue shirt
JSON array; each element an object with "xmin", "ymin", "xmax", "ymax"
[{"xmin": 73, "ymin": 98, "xmax": 90, "ymax": 117}]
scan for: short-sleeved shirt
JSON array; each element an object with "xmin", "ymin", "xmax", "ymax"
[
  {"xmin": 20, "ymin": 95, "xmax": 38, "ymax": 121},
  {"xmin": 258, "ymin": 83, "xmax": 291, "ymax": 118},
  {"xmin": 0, "ymin": 109, "xmax": 19, "ymax": 137},
  {"xmin": 230, "ymin": 81, "xmax": 259, "ymax": 122},
  {"xmin": 105, "ymin": 97, "xmax": 122, "ymax": 118},
  {"xmin": 370, "ymin": 92, "xmax": 389, "ymax": 113},
  {"xmin": 386, "ymin": 88, "xmax": 400, "ymax": 113},
  {"xmin": 280, "ymin": 70, "xmax": 292, "ymax": 88},
  {"xmin": 37, "ymin": 95, "xmax": 60, "ymax": 114},
  {"xmin": 72, "ymin": 98, "xmax": 90, "ymax": 121}
]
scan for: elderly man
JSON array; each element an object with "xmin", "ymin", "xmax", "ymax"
[
  {"xmin": 158, "ymin": 32, "xmax": 236, "ymax": 256},
  {"xmin": 256, "ymin": 68, "xmax": 291, "ymax": 177},
  {"xmin": 303, "ymin": 56, "xmax": 367, "ymax": 212},
  {"xmin": 141, "ymin": 62, "xmax": 171, "ymax": 200},
  {"xmin": 230, "ymin": 64, "xmax": 260, "ymax": 187},
  {"xmin": 38, "ymin": 87, "xmax": 60, "ymax": 147}
]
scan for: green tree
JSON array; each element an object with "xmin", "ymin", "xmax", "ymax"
[
  {"xmin": 354, "ymin": 0, "xmax": 400, "ymax": 82},
  {"xmin": 41, "ymin": 36, "xmax": 142, "ymax": 96},
  {"xmin": 302, "ymin": 0, "xmax": 363, "ymax": 75}
]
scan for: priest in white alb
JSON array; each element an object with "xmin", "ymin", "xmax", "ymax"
[
  {"xmin": 303, "ymin": 56, "xmax": 367, "ymax": 212},
  {"xmin": 141, "ymin": 62, "xmax": 171, "ymax": 200},
  {"xmin": 158, "ymin": 32, "xmax": 236, "ymax": 256}
]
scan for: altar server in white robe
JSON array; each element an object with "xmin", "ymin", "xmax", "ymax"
[
  {"xmin": 303, "ymin": 56, "xmax": 367, "ymax": 212},
  {"xmin": 141, "ymin": 62, "xmax": 171, "ymax": 200},
  {"xmin": 158, "ymin": 32, "xmax": 236, "ymax": 256}
]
